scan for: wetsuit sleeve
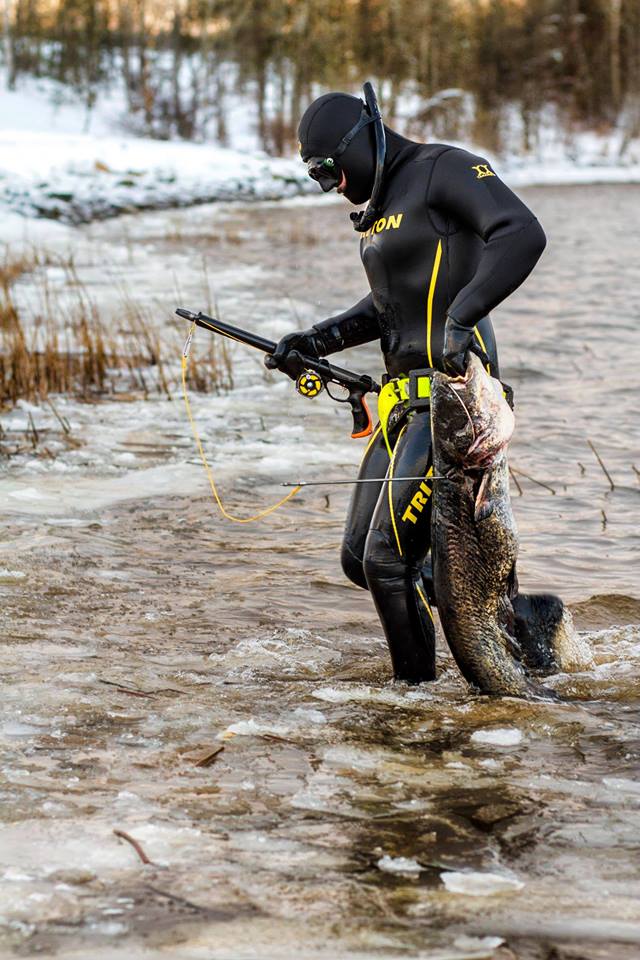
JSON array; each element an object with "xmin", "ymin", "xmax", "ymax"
[
  {"xmin": 312, "ymin": 293, "xmax": 381, "ymax": 355},
  {"xmin": 429, "ymin": 148, "xmax": 547, "ymax": 326}
]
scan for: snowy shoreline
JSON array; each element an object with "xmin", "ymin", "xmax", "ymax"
[
  {"xmin": 0, "ymin": 129, "xmax": 317, "ymax": 225},
  {"xmin": 2, "ymin": 77, "xmax": 640, "ymax": 228},
  {"xmin": 2, "ymin": 130, "xmax": 639, "ymax": 229}
]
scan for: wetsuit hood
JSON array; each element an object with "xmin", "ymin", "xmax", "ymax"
[{"xmin": 298, "ymin": 91, "xmax": 419, "ymax": 206}]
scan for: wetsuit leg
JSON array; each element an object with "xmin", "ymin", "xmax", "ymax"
[
  {"xmin": 362, "ymin": 410, "xmax": 436, "ymax": 683},
  {"xmin": 341, "ymin": 423, "xmax": 390, "ymax": 589}
]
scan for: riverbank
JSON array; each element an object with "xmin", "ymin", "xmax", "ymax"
[{"xmin": 2, "ymin": 77, "xmax": 640, "ymax": 226}]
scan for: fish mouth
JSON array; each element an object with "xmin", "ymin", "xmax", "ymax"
[{"xmin": 449, "ymin": 372, "xmax": 472, "ymax": 388}]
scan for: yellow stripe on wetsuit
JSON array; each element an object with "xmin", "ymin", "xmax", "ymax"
[
  {"xmin": 388, "ymin": 424, "xmax": 407, "ymax": 557},
  {"xmin": 424, "ymin": 238, "xmax": 491, "ymax": 376},
  {"xmin": 416, "ymin": 581, "xmax": 435, "ymax": 623},
  {"xmin": 361, "ymin": 422, "xmax": 383, "ymax": 461},
  {"xmin": 473, "ymin": 325, "xmax": 491, "ymax": 374},
  {"xmin": 426, "ymin": 239, "xmax": 443, "ymax": 368}
]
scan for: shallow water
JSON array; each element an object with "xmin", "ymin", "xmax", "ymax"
[{"xmin": 1, "ymin": 186, "xmax": 639, "ymax": 959}]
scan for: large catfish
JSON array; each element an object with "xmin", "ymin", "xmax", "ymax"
[{"xmin": 430, "ymin": 354, "xmax": 572, "ymax": 698}]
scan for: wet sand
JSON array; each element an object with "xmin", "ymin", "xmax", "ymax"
[{"xmin": 1, "ymin": 186, "xmax": 639, "ymax": 959}]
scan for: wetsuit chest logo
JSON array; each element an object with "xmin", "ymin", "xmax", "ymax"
[
  {"xmin": 471, "ymin": 164, "xmax": 495, "ymax": 180},
  {"xmin": 361, "ymin": 213, "xmax": 404, "ymax": 238}
]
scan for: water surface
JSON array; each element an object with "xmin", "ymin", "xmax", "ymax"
[{"xmin": 1, "ymin": 185, "xmax": 639, "ymax": 959}]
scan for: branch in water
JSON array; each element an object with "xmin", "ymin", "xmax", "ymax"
[
  {"xmin": 114, "ymin": 829, "xmax": 153, "ymax": 865},
  {"xmin": 588, "ymin": 439, "xmax": 615, "ymax": 491},
  {"xmin": 508, "ymin": 465, "xmax": 523, "ymax": 496},
  {"xmin": 509, "ymin": 465, "xmax": 556, "ymax": 495}
]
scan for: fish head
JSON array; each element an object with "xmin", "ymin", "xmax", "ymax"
[{"xmin": 431, "ymin": 353, "xmax": 515, "ymax": 468}]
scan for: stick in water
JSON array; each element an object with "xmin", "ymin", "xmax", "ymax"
[
  {"xmin": 47, "ymin": 398, "xmax": 71, "ymax": 435},
  {"xmin": 194, "ymin": 746, "xmax": 225, "ymax": 768},
  {"xmin": 509, "ymin": 465, "xmax": 556, "ymax": 495},
  {"xmin": 587, "ymin": 439, "xmax": 615, "ymax": 491},
  {"xmin": 508, "ymin": 466, "xmax": 524, "ymax": 497},
  {"xmin": 114, "ymin": 829, "xmax": 153, "ymax": 865}
]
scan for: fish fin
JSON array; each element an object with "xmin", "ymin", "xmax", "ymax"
[
  {"xmin": 474, "ymin": 471, "xmax": 493, "ymax": 521},
  {"xmin": 474, "ymin": 499, "xmax": 495, "ymax": 522},
  {"xmin": 512, "ymin": 593, "xmax": 593, "ymax": 674}
]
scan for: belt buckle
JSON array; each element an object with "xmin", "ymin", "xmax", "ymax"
[{"xmin": 408, "ymin": 368, "xmax": 433, "ymax": 410}]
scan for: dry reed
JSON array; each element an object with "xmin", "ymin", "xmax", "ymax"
[{"xmin": 0, "ymin": 251, "xmax": 233, "ymax": 408}]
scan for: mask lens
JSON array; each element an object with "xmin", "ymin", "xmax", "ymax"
[{"xmin": 306, "ymin": 156, "xmax": 341, "ymax": 192}]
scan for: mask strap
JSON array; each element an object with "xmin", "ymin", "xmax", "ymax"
[{"xmin": 332, "ymin": 108, "xmax": 377, "ymax": 160}]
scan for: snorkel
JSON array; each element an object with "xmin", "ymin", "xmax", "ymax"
[
  {"xmin": 305, "ymin": 81, "xmax": 387, "ymax": 233},
  {"xmin": 349, "ymin": 82, "xmax": 386, "ymax": 234}
]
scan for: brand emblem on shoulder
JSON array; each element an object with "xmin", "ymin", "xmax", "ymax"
[{"xmin": 471, "ymin": 164, "xmax": 495, "ymax": 180}]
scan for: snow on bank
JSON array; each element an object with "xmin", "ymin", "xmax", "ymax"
[
  {"xmin": 4, "ymin": 125, "xmax": 640, "ymax": 229},
  {"xmin": 501, "ymin": 135, "xmax": 640, "ymax": 188},
  {"xmin": 2, "ymin": 74, "xmax": 640, "ymax": 228},
  {"xmin": 0, "ymin": 76, "xmax": 313, "ymax": 224},
  {"xmin": 0, "ymin": 130, "xmax": 314, "ymax": 225}
]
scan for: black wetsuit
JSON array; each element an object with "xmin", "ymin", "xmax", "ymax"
[{"xmin": 312, "ymin": 143, "xmax": 546, "ymax": 683}]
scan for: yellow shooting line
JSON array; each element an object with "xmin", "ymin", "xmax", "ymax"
[
  {"xmin": 181, "ymin": 322, "xmax": 300, "ymax": 523},
  {"xmin": 388, "ymin": 424, "xmax": 407, "ymax": 557},
  {"xmin": 426, "ymin": 239, "xmax": 443, "ymax": 368}
]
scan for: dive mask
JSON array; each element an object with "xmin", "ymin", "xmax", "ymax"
[{"xmin": 306, "ymin": 156, "xmax": 342, "ymax": 192}]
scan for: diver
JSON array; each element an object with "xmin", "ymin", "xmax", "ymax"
[{"xmin": 266, "ymin": 84, "xmax": 547, "ymax": 684}]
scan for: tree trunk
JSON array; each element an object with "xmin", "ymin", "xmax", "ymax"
[
  {"xmin": 2, "ymin": 0, "xmax": 15, "ymax": 89},
  {"xmin": 610, "ymin": 0, "xmax": 622, "ymax": 113},
  {"xmin": 119, "ymin": 0, "xmax": 134, "ymax": 110},
  {"xmin": 137, "ymin": 0, "xmax": 152, "ymax": 131}
]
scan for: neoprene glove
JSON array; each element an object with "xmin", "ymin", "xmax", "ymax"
[
  {"xmin": 442, "ymin": 315, "xmax": 489, "ymax": 376},
  {"xmin": 264, "ymin": 328, "xmax": 326, "ymax": 380}
]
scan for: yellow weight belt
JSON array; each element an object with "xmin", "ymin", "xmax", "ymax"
[{"xmin": 378, "ymin": 373, "xmax": 431, "ymax": 458}]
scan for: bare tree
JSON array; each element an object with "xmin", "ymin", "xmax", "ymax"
[
  {"xmin": 2, "ymin": 0, "xmax": 15, "ymax": 89},
  {"xmin": 610, "ymin": 0, "xmax": 623, "ymax": 112}
]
